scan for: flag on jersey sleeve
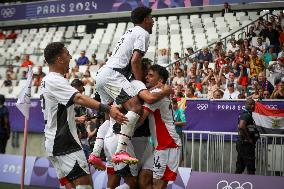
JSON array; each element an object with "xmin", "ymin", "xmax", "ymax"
[
  {"xmin": 16, "ymin": 65, "xmax": 33, "ymax": 119},
  {"xmin": 252, "ymin": 102, "xmax": 284, "ymax": 134}
]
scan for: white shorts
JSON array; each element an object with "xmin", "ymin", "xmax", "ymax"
[
  {"xmin": 49, "ymin": 150, "xmax": 90, "ymax": 186},
  {"xmin": 104, "ymin": 130, "xmax": 153, "ymax": 177},
  {"xmin": 96, "ymin": 66, "xmax": 138, "ymax": 105},
  {"xmin": 153, "ymin": 147, "xmax": 181, "ymax": 181}
]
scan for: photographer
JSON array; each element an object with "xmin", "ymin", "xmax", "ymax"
[{"xmin": 235, "ymin": 98, "xmax": 257, "ymax": 175}]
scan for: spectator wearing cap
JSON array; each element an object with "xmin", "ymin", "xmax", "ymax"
[
  {"xmin": 223, "ymin": 83, "xmax": 240, "ymax": 100},
  {"xmin": 263, "ymin": 46, "xmax": 277, "ymax": 68},
  {"xmin": 248, "ymin": 47, "xmax": 265, "ymax": 78},
  {"xmin": 76, "ymin": 50, "xmax": 89, "ymax": 66},
  {"xmin": 21, "ymin": 54, "xmax": 34, "ymax": 67},
  {"xmin": 268, "ymin": 57, "xmax": 284, "ymax": 84},
  {"xmin": 221, "ymin": 2, "xmax": 233, "ymax": 16},
  {"xmin": 260, "ymin": 22, "xmax": 280, "ymax": 53},
  {"xmin": 271, "ymin": 80, "xmax": 284, "ymax": 99}
]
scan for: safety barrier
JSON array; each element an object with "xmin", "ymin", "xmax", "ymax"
[{"xmin": 182, "ymin": 131, "xmax": 284, "ymax": 176}]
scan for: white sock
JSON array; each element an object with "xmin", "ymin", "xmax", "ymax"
[
  {"xmin": 116, "ymin": 111, "xmax": 140, "ymax": 153},
  {"xmin": 92, "ymin": 120, "xmax": 110, "ymax": 156},
  {"xmin": 115, "ymin": 183, "xmax": 130, "ymax": 189},
  {"xmin": 75, "ymin": 185, "xmax": 92, "ymax": 189}
]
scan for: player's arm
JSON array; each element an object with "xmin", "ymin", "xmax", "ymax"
[
  {"xmin": 73, "ymin": 93, "xmax": 128, "ymax": 124},
  {"xmin": 131, "ymin": 51, "xmax": 143, "ymax": 81},
  {"xmin": 138, "ymin": 85, "xmax": 172, "ymax": 104}
]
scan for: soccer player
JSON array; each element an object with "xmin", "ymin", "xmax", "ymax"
[
  {"xmin": 39, "ymin": 42, "xmax": 127, "ymax": 189},
  {"xmin": 141, "ymin": 65, "xmax": 182, "ymax": 189},
  {"xmin": 89, "ymin": 6, "xmax": 155, "ymax": 165}
]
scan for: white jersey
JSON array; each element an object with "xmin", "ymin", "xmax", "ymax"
[
  {"xmin": 142, "ymin": 88, "xmax": 182, "ymax": 150},
  {"xmin": 39, "ymin": 72, "xmax": 82, "ymax": 156},
  {"xmin": 106, "ymin": 26, "xmax": 150, "ymax": 69}
]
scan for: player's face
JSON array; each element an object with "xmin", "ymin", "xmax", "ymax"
[
  {"xmin": 145, "ymin": 14, "xmax": 154, "ymax": 34},
  {"xmin": 145, "ymin": 69, "xmax": 162, "ymax": 88},
  {"xmin": 59, "ymin": 47, "xmax": 72, "ymax": 74}
]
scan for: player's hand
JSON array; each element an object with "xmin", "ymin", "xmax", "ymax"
[
  {"xmin": 77, "ymin": 115, "xmax": 86, "ymax": 123},
  {"xmin": 110, "ymin": 105, "xmax": 128, "ymax": 125}
]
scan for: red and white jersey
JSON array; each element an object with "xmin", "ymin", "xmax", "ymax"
[{"xmin": 143, "ymin": 88, "xmax": 181, "ymax": 150}]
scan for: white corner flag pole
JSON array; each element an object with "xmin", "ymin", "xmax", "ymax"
[{"xmin": 16, "ymin": 65, "xmax": 33, "ymax": 189}]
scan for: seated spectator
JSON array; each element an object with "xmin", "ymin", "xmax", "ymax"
[
  {"xmin": 185, "ymin": 47, "xmax": 196, "ymax": 64},
  {"xmin": 243, "ymin": 38, "xmax": 251, "ymax": 50},
  {"xmin": 260, "ymin": 22, "xmax": 280, "ymax": 53},
  {"xmin": 6, "ymin": 64, "xmax": 16, "ymax": 80},
  {"xmin": 278, "ymin": 44, "xmax": 284, "ymax": 58},
  {"xmin": 215, "ymin": 51, "xmax": 228, "ymax": 72},
  {"xmin": 3, "ymin": 73, "xmax": 12, "ymax": 87},
  {"xmin": 172, "ymin": 98, "xmax": 186, "ymax": 139},
  {"xmin": 247, "ymin": 26, "xmax": 256, "ymax": 41},
  {"xmin": 254, "ymin": 37, "xmax": 267, "ymax": 56},
  {"xmin": 237, "ymin": 65, "xmax": 249, "ymax": 91},
  {"xmin": 20, "ymin": 71, "xmax": 27, "ymax": 80},
  {"xmin": 201, "ymin": 70, "xmax": 220, "ymax": 99},
  {"xmin": 268, "ymin": 57, "xmax": 284, "ymax": 84},
  {"xmin": 221, "ymin": 2, "xmax": 233, "ymax": 16},
  {"xmin": 157, "ymin": 48, "xmax": 169, "ymax": 66},
  {"xmin": 90, "ymin": 53, "xmax": 98, "ymax": 65},
  {"xmin": 21, "ymin": 54, "xmax": 34, "ymax": 67},
  {"xmin": 33, "ymin": 66, "xmax": 46, "ymax": 87},
  {"xmin": 262, "ymin": 90, "xmax": 271, "ymax": 99},
  {"xmin": 197, "ymin": 47, "xmax": 213, "ymax": 69},
  {"xmin": 66, "ymin": 65, "xmax": 83, "ymax": 80},
  {"xmin": 172, "ymin": 68, "xmax": 185, "ymax": 87},
  {"xmin": 82, "ymin": 70, "xmax": 94, "ymax": 86},
  {"xmin": 255, "ymin": 72, "xmax": 274, "ymax": 94},
  {"xmin": 0, "ymin": 30, "xmax": 5, "ymax": 40},
  {"xmin": 263, "ymin": 46, "xmax": 277, "ymax": 68},
  {"xmin": 248, "ymin": 47, "xmax": 265, "ymax": 78},
  {"xmin": 185, "ymin": 86, "xmax": 197, "ymax": 99},
  {"xmin": 227, "ymin": 39, "xmax": 239, "ymax": 53},
  {"xmin": 6, "ymin": 30, "xmax": 17, "ymax": 40},
  {"xmin": 254, "ymin": 17, "xmax": 266, "ymax": 35},
  {"xmin": 13, "ymin": 56, "xmax": 21, "ymax": 67},
  {"xmin": 271, "ymin": 80, "xmax": 284, "ymax": 99},
  {"xmin": 213, "ymin": 89, "xmax": 224, "ymax": 99},
  {"xmin": 76, "ymin": 50, "xmax": 89, "ymax": 66},
  {"xmin": 277, "ymin": 25, "xmax": 284, "ymax": 47},
  {"xmin": 223, "ymin": 83, "xmax": 240, "ymax": 100}
]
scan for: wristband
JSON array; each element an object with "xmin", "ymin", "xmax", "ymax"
[{"xmin": 99, "ymin": 103, "xmax": 110, "ymax": 113}]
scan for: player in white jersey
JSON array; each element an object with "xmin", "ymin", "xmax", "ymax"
[
  {"xmin": 140, "ymin": 65, "xmax": 182, "ymax": 189},
  {"xmin": 89, "ymin": 6, "xmax": 155, "ymax": 167},
  {"xmin": 40, "ymin": 42, "xmax": 127, "ymax": 189}
]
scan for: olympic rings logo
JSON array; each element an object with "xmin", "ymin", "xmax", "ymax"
[
  {"xmin": 217, "ymin": 180, "xmax": 253, "ymax": 189},
  {"xmin": 1, "ymin": 8, "xmax": 16, "ymax": 18},
  {"xmin": 196, "ymin": 103, "xmax": 208, "ymax": 110}
]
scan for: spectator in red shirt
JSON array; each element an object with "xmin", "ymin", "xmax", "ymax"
[
  {"xmin": 0, "ymin": 30, "xmax": 5, "ymax": 40},
  {"xmin": 215, "ymin": 51, "xmax": 228, "ymax": 72},
  {"xmin": 6, "ymin": 30, "xmax": 17, "ymax": 40},
  {"xmin": 21, "ymin": 54, "xmax": 34, "ymax": 67}
]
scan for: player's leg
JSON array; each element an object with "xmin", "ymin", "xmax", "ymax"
[
  {"xmin": 153, "ymin": 148, "xmax": 180, "ymax": 189},
  {"xmin": 88, "ymin": 119, "xmax": 111, "ymax": 170},
  {"xmin": 50, "ymin": 150, "xmax": 92, "ymax": 189}
]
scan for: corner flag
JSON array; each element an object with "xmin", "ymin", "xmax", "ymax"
[{"xmin": 16, "ymin": 65, "xmax": 33, "ymax": 119}]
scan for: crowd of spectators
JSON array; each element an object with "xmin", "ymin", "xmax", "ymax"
[{"xmin": 153, "ymin": 12, "xmax": 284, "ymax": 109}]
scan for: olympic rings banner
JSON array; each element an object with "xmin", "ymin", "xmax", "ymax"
[
  {"xmin": 1, "ymin": 154, "xmax": 284, "ymax": 188},
  {"xmin": 185, "ymin": 100, "xmax": 284, "ymax": 132},
  {"xmin": 4, "ymin": 98, "xmax": 284, "ymax": 133},
  {"xmin": 0, "ymin": 0, "xmax": 275, "ymax": 21}
]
